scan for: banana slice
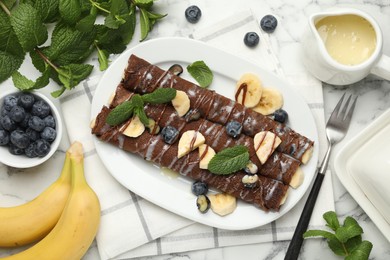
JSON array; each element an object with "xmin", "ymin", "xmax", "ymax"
[
  {"xmin": 172, "ymin": 90, "xmax": 190, "ymax": 117},
  {"xmin": 253, "ymin": 88, "xmax": 283, "ymax": 115},
  {"xmin": 290, "ymin": 167, "xmax": 304, "ymax": 189},
  {"xmin": 208, "ymin": 193, "xmax": 237, "ymax": 216},
  {"xmin": 177, "ymin": 130, "xmax": 205, "ymax": 158},
  {"xmin": 198, "ymin": 144, "xmax": 216, "ymax": 169},
  {"xmin": 235, "ymin": 73, "xmax": 263, "ymax": 108},
  {"xmin": 121, "ymin": 116, "xmax": 145, "ymax": 138},
  {"xmin": 301, "ymin": 146, "xmax": 314, "ymax": 164}
]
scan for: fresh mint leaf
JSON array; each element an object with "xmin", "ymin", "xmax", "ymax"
[
  {"xmin": 76, "ymin": 7, "xmax": 97, "ymax": 32},
  {"xmin": 0, "ymin": 11, "xmax": 24, "ymax": 58},
  {"xmin": 10, "ymin": 3, "xmax": 48, "ymax": 52},
  {"xmin": 147, "ymin": 10, "xmax": 167, "ymax": 20},
  {"xmin": 141, "ymin": 88, "xmax": 176, "ymax": 104},
  {"xmin": 187, "ymin": 60, "xmax": 213, "ymax": 88},
  {"xmin": 118, "ymin": 4, "xmax": 136, "ymax": 44},
  {"xmin": 324, "ymin": 211, "xmax": 340, "ymax": 231},
  {"xmin": 51, "ymin": 87, "xmax": 66, "ymax": 98},
  {"xmin": 134, "ymin": 0, "xmax": 153, "ymax": 9},
  {"xmin": 106, "ymin": 100, "xmax": 135, "ymax": 126},
  {"xmin": 336, "ymin": 216, "xmax": 363, "ymax": 243},
  {"xmin": 139, "ymin": 8, "xmax": 150, "ymax": 41},
  {"xmin": 2, "ymin": 0, "xmax": 17, "ymax": 9},
  {"xmin": 12, "ymin": 71, "xmax": 34, "ymax": 90},
  {"xmin": 104, "ymin": 13, "xmax": 125, "ymax": 29},
  {"xmin": 59, "ymin": 0, "xmax": 81, "ymax": 24},
  {"xmin": 131, "ymin": 94, "xmax": 144, "ymax": 108},
  {"xmin": 49, "ymin": 23, "xmax": 96, "ymax": 65},
  {"xmin": 303, "ymin": 229, "xmax": 336, "ymax": 240},
  {"xmin": 0, "ymin": 51, "xmax": 23, "ymax": 83},
  {"xmin": 34, "ymin": 0, "xmax": 60, "ymax": 23},
  {"xmin": 305, "ymin": 211, "xmax": 372, "ymax": 260},
  {"xmin": 208, "ymin": 146, "xmax": 249, "ymax": 175},
  {"xmin": 134, "ymin": 106, "xmax": 149, "ymax": 127},
  {"xmin": 346, "ymin": 241, "xmax": 373, "ymax": 260},
  {"xmin": 57, "ymin": 63, "xmax": 93, "ymax": 89}
]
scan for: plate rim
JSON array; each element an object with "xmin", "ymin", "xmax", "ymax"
[{"xmin": 91, "ymin": 37, "xmax": 319, "ymax": 230}]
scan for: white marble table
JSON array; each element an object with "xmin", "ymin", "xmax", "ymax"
[{"xmin": 1, "ymin": 1, "xmax": 390, "ymax": 259}]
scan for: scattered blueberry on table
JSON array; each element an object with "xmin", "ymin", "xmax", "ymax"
[
  {"xmin": 0, "ymin": 92, "xmax": 56, "ymax": 158},
  {"xmin": 260, "ymin": 15, "xmax": 278, "ymax": 33},
  {"xmin": 243, "ymin": 32, "xmax": 260, "ymax": 47},
  {"xmin": 185, "ymin": 5, "xmax": 202, "ymax": 23}
]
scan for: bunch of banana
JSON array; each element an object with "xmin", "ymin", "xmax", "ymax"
[
  {"xmin": 1, "ymin": 142, "xmax": 101, "ymax": 260},
  {"xmin": 0, "ymin": 150, "xmax": 72, "ymax": 247},
  {"xmin": 235, "ymin": 73, "xmax": 284, "ymax": 115}
]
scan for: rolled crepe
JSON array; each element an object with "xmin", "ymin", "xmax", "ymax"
[
  {"xmin": 92, "ymin": 106, "xmax": 289, "ymax": 211},
  {"xmin": 110, "ymin": 84, "xmax": 301, "ymax": 186},
  {"xmin": 121, "ymin": 55, "xmax": 314, "ymax": 163}
]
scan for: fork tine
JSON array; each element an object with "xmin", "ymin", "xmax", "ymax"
[
  {"xmin": 344, "ymin": 95, "xmax": 358, "ymax": 123},
  {"xmin": 329, "ymin": 93, "xmax": 345, "ymax": 121},
  {"xmin": 340, "ymin": 94, "xmax": 352, "ymax": 120}
]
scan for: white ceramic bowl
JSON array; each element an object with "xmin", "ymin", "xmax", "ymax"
[{"xmin": 0, "ymin": 90, "xmax": 63, "ymax": 168}]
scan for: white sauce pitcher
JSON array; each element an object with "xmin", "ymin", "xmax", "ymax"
[{"xmin": 301, "ymin": 7, "xmax": 390, "ymax": 85}]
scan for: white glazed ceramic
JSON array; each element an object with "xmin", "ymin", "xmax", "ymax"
[
  {"xmin": 301, "ymin": 7, "xmax": 390, "ymax": 85},
  {"xmin": 0, "ymin": 90, "xmax": 63, "ymax": 168}
]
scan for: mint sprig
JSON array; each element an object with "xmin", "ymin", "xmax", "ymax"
[
  {"xmin": 0, "ymin": 0, "xmax": 167, "ymax": 97},
  {"xmin": 208, "ymin": 145, "xmax": 249, "ymax": 175},
  {"xmin": 304, "ymin": 211, "xmax": 373, "ymax": 260},
  {"xmin": 187, "ymin": 60, "xmax": 213, "ymax": 88},
  {"xmin": 106, "ymin": 88, "xmax": 176, "ymax": 126}
]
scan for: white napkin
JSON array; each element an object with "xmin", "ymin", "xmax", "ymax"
[{"xmin": 59, "ymin": 9, "xmax": 334, "ymax": 260}]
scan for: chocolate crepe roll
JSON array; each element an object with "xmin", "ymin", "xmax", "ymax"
[
  {"xmin": 122, "ymin": 54, "xmax": 314, "ymax": 163},
  {"xmin": 110, "ymin": 85, "xmax": 301, "ymax": 186},
  {"xmin": 92, "ymin": 106, "xmax": 289, "ymax": 211}
]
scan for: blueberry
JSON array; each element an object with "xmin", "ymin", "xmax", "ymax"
[
  {"xmin": 41, "ymin": 127, "xmax": 56, "ymax": 142},
  {"xmin": 1, "ymin": 115, "xmax": 16, "ymax": 131},
  {"xmin": 26, "ymin": 127, "xmax": 40, "ymax": 141},
  {"xmin": 191, "ymin": 181, "xmax": 208, "ymax": 196},
  {"xmin": 28, "ymin": 116, "xmax": 46, "ymax": 132},
  {"xmin": 3, "ymin": 95, "xmax": 18, "ymax": 111},
  {"xmin": 260, "ymin": 15, "xmax": 278, "ymax": 33},
  {"xmin": 34, "ymin": 139, "xmax": 51, "ymax": 157},
  {"xmin": 244, "ymin": 32, "xmax": 260, "ymax": 47},
  {"xmin": 10, "ymin": 130, "xmax": 30, "ymax": 149},
  {"xmin": 8, "ymin": 143, "xmax": 24, "ymax": 155},
  {"xmin": 273, "ymin": 109, "xmax": 288, "ymax": 123},
  {"xmin": 20, "ymin": 113, "xmax": 31, "ymax": 128},
  {"xmin": 226, "ymin": 121, "xmax": 242, "ymax": 138},
  {"xmin": 1, "ymin": 107, "xmax": 8, "ymax": 116},
  {"xmin": 43, "ymin": 115, "xmax": 56, "ymax": 128},
  {"xmin": 9, "ymin": 106, "xmax": 25, "ymax": 123},
  {"xmin": 32, "ymin": 100, "xmax": 50, "ymax": 118},
  {"xmin": 18, "ymin": 93, "xmax": 35, "ymax": 109},
  {"xmin": 0, "ymin": 129, "xmax": 10, "ymax": 146},
  {"xmin": 185, "ymin": 5, "xmax": 202, "ymax": 23},
  {"xmin": 161, "ymin": 125, "xmax": 179, "ymax": 144},
  {"xmin": 25, "ymin": 143, "xmax": 38, "ymax": 158}
]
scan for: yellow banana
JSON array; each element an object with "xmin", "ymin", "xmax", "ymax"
[
  {"xmin": 0, "ymin": 152, "xmax": 72, "ymax": 247},
  {"xmin": 3, "ymin": 141, "xmax": 101, "ymax": 260}
]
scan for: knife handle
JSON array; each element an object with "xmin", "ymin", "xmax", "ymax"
[{"xmin": 284, "ymin": 171, "xmax": 325, "ymax": 260}]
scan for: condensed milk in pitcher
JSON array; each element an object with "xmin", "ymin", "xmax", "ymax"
[{"xmin": 302, "ymin": 8, "xmax": 390, "ymax": 85}]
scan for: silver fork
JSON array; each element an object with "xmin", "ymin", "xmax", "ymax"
[{"xmin": 285, "ymin": 93, "xmax": 358, "ymax": 260}]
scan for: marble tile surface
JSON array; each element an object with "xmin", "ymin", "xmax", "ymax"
[{"xmin": 1, "ymin": 0, "xmax": 389, "ymax": 259}]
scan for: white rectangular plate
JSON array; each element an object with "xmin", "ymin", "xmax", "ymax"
[
  {"xmin": 91, "ymin": 37, "xmax": 319, "ymax": 230},
  {"xmin": 334, "ymin": 108, "xmax": 390, "ymax": 241}
]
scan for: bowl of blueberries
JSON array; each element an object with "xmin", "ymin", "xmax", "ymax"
[{"xmin": 0, "ymin": 90, "xmax": 62, "ymax": 168}]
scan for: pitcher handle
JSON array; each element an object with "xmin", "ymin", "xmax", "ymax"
[{"xmin": 371, "ymin": 54, "xmax": 390, "ymax": 81}]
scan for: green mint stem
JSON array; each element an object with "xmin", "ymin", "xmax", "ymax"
[
  {"xmin": 0, "ymin": 1, "xmax": 11, "ymax": 16},
  {"xmin": 35, "ymin": 48, "xmax": 59, "ymax": 71},
  {"xmin": 89, "ymin": 0, "xmax": 110, "ymax": 14}
]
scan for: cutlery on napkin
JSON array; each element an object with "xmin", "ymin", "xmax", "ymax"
[{"xmin": 59, "ymin": 9, "xmax": 334, "ymax": 260}]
